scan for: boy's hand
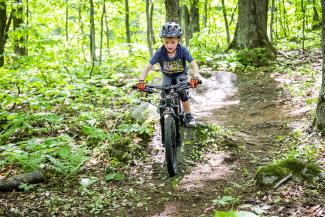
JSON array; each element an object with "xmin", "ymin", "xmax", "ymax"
[
  {"xmin": 137, "ymin": 80, "xmax": 145, "ymax": 90},
  {"xmin": 189, "ymin": 77, "xmax": 199, "ymax": 88}
]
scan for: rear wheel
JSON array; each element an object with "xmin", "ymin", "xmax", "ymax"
[{"xmin": 163, "ymin": 114, "xmax": 177, "ymax": 176}]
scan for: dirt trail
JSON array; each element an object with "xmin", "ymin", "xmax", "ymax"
[{"xmin": 128, "ymin": 68, "xmax": 314, "ymax": 217}]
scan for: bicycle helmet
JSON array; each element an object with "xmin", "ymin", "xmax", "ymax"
[{"xmin": 159, "ymin": 22, "xmax": 183, "ymax": 38}]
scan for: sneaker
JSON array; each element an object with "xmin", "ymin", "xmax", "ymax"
[{"xmin": 185, "ymin": 113, "xmax": 196, "ymax": 128}]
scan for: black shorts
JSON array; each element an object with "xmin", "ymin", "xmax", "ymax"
[{"xmin": 161, "ymin": 73, "xmax": 189, "ymax": 102}]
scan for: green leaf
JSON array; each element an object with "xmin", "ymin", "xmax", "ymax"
[
  {"xmin": 214, "ymin": 210, "xmax": 237, "ymax": 217},
  {"xmin": 212, "ymin": 196, "xmax": 235, "ymax": 206},
  {"xmin": 105, "ymin": 172, "xmax": 125, "ymax": 182}
]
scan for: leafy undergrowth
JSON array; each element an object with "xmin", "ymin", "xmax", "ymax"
[
  {"xmin": 0, "ymin": 53, "xmax": 155, "ymax": 177},
  {"xmin": 0, "ymin": 54, "xmax": 161, "ymax": 215}
]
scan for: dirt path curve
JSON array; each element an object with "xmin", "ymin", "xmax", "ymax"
[{"xmin": 128, "ymin": 68, "xmax": 310, "ymax": 217}]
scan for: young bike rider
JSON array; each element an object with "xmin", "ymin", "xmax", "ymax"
[{"xmin": 137, "ymin": 22, "xmax": 201, "ymax": 127}]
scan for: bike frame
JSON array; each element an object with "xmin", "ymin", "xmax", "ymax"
[
  {"xmin": 143, "ymin": 82, "xmax": 189, "ymax": 146},
  {"xmin": 159, "ymin": 89, "xmax": 182, "ymax": 146}
]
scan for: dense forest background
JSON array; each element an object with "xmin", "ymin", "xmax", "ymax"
[{"xmin": 0, "ymin": 0, "xmax": 325, "ymax": 216}]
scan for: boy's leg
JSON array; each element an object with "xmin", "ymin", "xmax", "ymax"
[
  {"xmin": 160, "ymin": 74, "xmax": 172, "ymax": 101},
  {"xmin": 182, "ymin": 100, "xmax": 191, "ymax": 114},
  {"xmin": 174, "ymin": 74, "xmax": 196, "ymax": 127},
  {"xmin": 162, "ymin": 73, "xmax": 172, "ymax": 86},
  {"xmin": 182, "ymin": 100, "xmax": 196, "ymax": 127}
]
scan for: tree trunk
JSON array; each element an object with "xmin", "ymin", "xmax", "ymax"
[
  {"xmin": 0, "ymin": 1, "xmax": 6, "ymax": 67},
  {"xmin": 26, "ymin": 0, "xmax": 29, "ymax": 55},
  {"xmin": 104, "ymin": 3, "xmax": 109, "ymax": 52},
  {"xmin": 0, "ymin": 2, "xmax": 12, "ymax": 67},
  {"xmin": 65, "ymin": 0, "xmax": 68, "ymax": 41},
  {"xmin": 149, "ymin": 0, "xmax": 155, "ymax": 45},
  {"xmin": 89, "ymin": 0, "xmax": 96, "ymax": 76},
  {"xmin": 100, "ymin": 0, "xmax": 105, "ymax": 62},
  {"xmin": 78, "ymin": 4, "xmax": 86, "ymax": 61},
  {"xmin": 0, "ymin": 171, "xmax": 45, "ymax": 192},
  {"xmin": 228, "ymin": 0, "xmax": 275, "ymax": 54},
  {"xmin": 221, "ymin": 0, "xmax": 230, "ymax": 46},
  {"xmin": 312, "ymin": 0, "xmax": 321, "ymax": 29},
  {"xmin": 125, "ymin": 0, "xmax": 131, "ymax": 55},
  {"xmin": 281, "ymin": 0, "xmax": 289, "ymax": 37},
  {"xmin": 269, "ymin": 0, "xmax": 275, "ymax": 43},
  {"xmin": 203, "ymin": 0, "xmax": 208, "ymax": 27},
  {"xmin": 190, "ymin": 0, "xmax": 199, "ymax": 33},
  {"xmin": 13, "ymin": 0, "xmax": 26, "ymax": 56},
  {"xmin": 314, "ymin": 0, "xmax": 325, "ymax": 131},
  {"xmin": 275, "ymin": 0, "xmax": 278, "ymax": 38},
  {"xmin": 181, "ymin": 5, "xmax": 190, "ymax": 46},
  {"xmin": 301, "ymin": 0, "xmax": 306, "ymax": 52},
  {"xmin": 229, "ymin": 2, "xmax": 238, "ymax": 26},
  {"xmin": 146, "ymin": 0, "xmax": 153, "ymax": 56},
  {"xmin": 165, "ymin": 0, "xmax": 180, "ymax": 23}
]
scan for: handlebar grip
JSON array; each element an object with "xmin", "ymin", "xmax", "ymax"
[{"xmin": 131, "ymin": 84, "xmax": 155, "ymax": 93}]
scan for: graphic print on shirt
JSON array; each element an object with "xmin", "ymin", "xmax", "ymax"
[{"xmin": 163, "ymin": 59, "xmax": 184, "ymax": 74}]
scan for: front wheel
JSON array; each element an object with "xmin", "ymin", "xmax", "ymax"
[{"xmin": 163, "ymin": 114, "xmax": 178, "ymax": 176}]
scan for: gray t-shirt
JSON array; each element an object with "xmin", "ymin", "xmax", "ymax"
[{"xmin": 149, "ymin": 44, "xmax": 194, "ymax": 77}]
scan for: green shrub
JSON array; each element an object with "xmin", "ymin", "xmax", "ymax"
[
  {"xmin": 232, "ymin": 48, "xmax": 273, "ymax": 67},
  {"xmin": 0, "ymin": 135, "xmax": 89, "ymax": 174}
]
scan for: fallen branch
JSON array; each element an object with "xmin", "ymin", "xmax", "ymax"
[
  {"xmin": 0, "ymin": 171, "xmax": 45, "ymax": 192},
  {"xmin": 274, "ymin": 173, "xmax": 292, "ymax": 189},
  {"xmin": 276, "ymin": 50, "xmax": 289, "ymax": 58}
]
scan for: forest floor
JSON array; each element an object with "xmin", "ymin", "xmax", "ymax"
[
  {"xmin": 127, "ymin": 49, "xmax": 325, "ymax": 217},
  {"xmin": 1, "ymin": 50, "xmax": 325, "ymax": 217}
]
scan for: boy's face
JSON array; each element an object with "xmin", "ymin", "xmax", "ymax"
[{"xmin": 162, "ymin": 37, "xmax": 179, "ymax": 53}]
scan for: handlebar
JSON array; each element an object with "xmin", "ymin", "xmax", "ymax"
[{"xmin": 132, "ymin": 80, "xmax": 202, "ymax": 93}]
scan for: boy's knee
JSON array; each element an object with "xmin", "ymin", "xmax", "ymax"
[{"xmin": 178, "ymin": 90, "xmax": 188, "ymax": 101}]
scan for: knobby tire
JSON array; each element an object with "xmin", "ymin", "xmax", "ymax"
[{"xmin": 164, "ymin": 114, "xmax": 177, "ymax": 176}]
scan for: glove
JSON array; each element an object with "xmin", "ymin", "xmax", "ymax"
[
  {"xmin": 189, "ymin": 77, "xmax": 199, "ymax": 88},
  {"xmin": 137, "ymin": 80, "xmax": 145, "ymax": 91}
]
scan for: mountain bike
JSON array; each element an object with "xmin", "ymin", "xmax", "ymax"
[{"xmin": 134, "ymin": 80, "xmax": 201, "ymax": 176}]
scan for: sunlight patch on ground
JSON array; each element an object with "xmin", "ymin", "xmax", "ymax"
[
  {"xmin": 149, "ymin": 202, "xmax": 181, "ymax": 217},
  {"xmin": 287, "ymin": 107, "xmax": 312, "ymax": 117},
  {"xmin": 149, "ymin": 124, "xmax": 165, "ymax": 164},
  {"xmin": 191, "ymin": 71, "xmax": 239, "ymax": 117},
  {"xmin": 177, "ymin": 152, "xmax": 234, "ymax": 190}
]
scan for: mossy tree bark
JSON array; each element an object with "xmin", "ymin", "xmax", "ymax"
[
  {"xmin": 229, "ymin": 0, "xmax": 275, "ymax": 54},
  {"xmin": 315, "ymin": 0, "xmax": 325, "ymax": 131}
]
